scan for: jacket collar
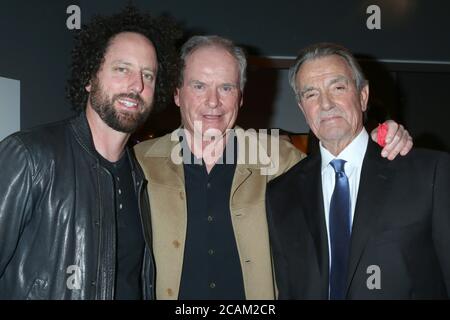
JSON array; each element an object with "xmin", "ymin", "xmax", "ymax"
[
  {"xmin": 69, "ymin": 111, "xmax": 141, "ymax": 176},
  {"xmin": 70, "ymin": 111, "xmax": 99, "ymax": 159}
]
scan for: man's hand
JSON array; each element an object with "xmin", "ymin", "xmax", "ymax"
[{"xmin": 370, "ymin": 120, "xmax": 413, "ymax": 160}]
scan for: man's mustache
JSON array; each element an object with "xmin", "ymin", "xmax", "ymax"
[
  {"xmin": 113, "ymin": 93, "xmax": 145, "ymax": 107},
  {"xmin": 320, "ymin": 109, "xmax": 342, "ymax": 120}
]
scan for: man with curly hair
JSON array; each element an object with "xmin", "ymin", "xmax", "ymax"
[{"xmin": 0, "ymin": 6, "xmax": 179, "ymax": 299}]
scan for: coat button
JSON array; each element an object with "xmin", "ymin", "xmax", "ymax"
[{"xmin": 209, "ymin": 282, "xmax": 216, "ymax": 289}]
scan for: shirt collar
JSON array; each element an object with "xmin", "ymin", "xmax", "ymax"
[{"xmin": 320, "ymin": 128, "xmax": 369, "ymax": 172}]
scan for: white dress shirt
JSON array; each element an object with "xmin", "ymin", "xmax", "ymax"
[{"xmin": 320, "ymin": 128, "xmax": 369, "ymax": 266}]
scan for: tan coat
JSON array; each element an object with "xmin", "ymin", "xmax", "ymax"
[{"xmin": 134, "ymin": 127, "xmax": 305, "ymax": 299}]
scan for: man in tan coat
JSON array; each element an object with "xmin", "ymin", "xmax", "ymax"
[{"xmin": 134, "ymin": 35, "xmax": 412, "ymax": 299}]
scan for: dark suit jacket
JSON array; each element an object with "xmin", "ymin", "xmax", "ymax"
[{"xmin": 267, "ymin": 140, "xmax": 450, "ymax": 299}]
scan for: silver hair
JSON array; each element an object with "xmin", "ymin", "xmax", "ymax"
[
  {"xmin": 178, "ymin": 35, "xmax": 247, "ymax": 91},
  {"xmin": 288, "ymin": 43, "xmax": 368, "ymax": 102}
]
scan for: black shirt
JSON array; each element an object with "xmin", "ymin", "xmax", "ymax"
[
  {"xmin": 101, "ymin": 153, "xmax": 145, "ymax": 300},
  {"xmin": 178, "ymin": 135, "xmax": 245, "ymax": 300}
]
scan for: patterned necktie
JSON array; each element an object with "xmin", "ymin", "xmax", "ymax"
[{"xmin": 329, "ymin": 159, "xmax": 351, "ymax": 300}]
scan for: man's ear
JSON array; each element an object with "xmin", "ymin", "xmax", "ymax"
[
  {"xmin": 297, "ymin": 100, "xmax": 305, "ymax": 114},
  {"xmin": 85, "ymin": 80, "xmax": 92, "ymax": 93},
  {"xmin": 360, "ymin": 83, "xmax": 369, "ymax": 112},
  {"xmin": 239, "ymin": 94, "xmax": 243, "ymax": 108},
  {"xmin": 174, "ymin": 88, "xmax": 181, "ymax": 107}
]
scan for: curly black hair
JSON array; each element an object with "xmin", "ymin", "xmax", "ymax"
[{"xmin": 67, "ymin": 5, "xmax": 182, "ymax": 113}]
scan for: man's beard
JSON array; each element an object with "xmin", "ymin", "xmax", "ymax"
[{"xmin": 88, "ymin": 79, "xmax": 153, "ymax": 133}]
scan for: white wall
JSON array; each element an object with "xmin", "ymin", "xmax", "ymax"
[{"xmin": 0, "ymin": 76, "xmax": 20, "ymax": 141}]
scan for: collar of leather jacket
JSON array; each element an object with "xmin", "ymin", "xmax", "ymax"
[
  {"xmin": 70, "ymin": 111, "xmax": 97, "ymax": 157},
  {"xmin": 69, "ymin": 111, "xmax": 141, "ymax": 174}
]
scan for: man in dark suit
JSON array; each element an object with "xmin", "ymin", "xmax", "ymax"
[{"xmin": 266, "ymin": 43, "xmax": 450, "ymax": 299}]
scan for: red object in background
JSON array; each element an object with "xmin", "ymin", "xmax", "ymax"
[{"xmin": 377, "ymin": 123, "xmax": 388, "ymax": 147}]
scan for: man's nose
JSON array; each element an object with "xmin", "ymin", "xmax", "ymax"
[
  {"xmin": 128, "ymin": 71, "xmax": 144, "ymax": 94},
  {"xmin": 319, "ymin": 92, "xmax": 333, "ymax": 111},
  {"xmin": 206, "ymin": 88, "xmax": 219, "ymax": 108}
]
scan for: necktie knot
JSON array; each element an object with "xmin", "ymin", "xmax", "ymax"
[{"xmin": 330, "ymin": 159, "xmax": 346, "ymax": 174}]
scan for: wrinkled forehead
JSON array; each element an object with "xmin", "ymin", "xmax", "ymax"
[
  {"xmin": 299, "ymin": 55, "xmax": 354, "ymax": 84},
  {"xmin": 184, "ymin": 46, "xmax": 240, "ymax": 81}
]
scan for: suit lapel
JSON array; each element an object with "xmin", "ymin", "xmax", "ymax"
[
  {"xmin": 299, "ymin": 154, "xmax": 330, "ymax": 297},
  {"xmin": 345, "ymin": 141, "xmax": 393, "ymax": 294},
  {"xmin": 231, "ymin": 166, "xmax": 252, "ymax": 200}
]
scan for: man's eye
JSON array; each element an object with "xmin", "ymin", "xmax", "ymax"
[
  {"xmin": 143, "ymin": 73, "xmax": 154, "ymax": 81},
  {"xmin": 221, "ymin": 85, "xmax": 234, "ymax": 92},
  {"xmin": 334, "ymin": 84, "xmax": 347, "ymax": 91},
  {"xmin": 193, "ymin": 83, "xmax": 204, "ymax": 90},
  {"xmin": 115, "ymin": 67, "xmax": 128, "ymax": 73},
  {"xmin": 304, "ymin": 92, "xmax": 317, "ymax": 99}
]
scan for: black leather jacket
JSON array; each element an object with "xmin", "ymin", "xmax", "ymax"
[{"xmin": 0, "ymin": 113, "xmax": 155, "ymax": 299}]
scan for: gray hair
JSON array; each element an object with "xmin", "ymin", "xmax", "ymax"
[
  {"xmin": 178, "ymin": 35, "xmax": 247, "ymax": 91},
  {"xmin": 288, "ymin": 43, "xmax": 368, "ymax": 102}
]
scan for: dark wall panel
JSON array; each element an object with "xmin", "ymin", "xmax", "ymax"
[{"xmin": 81, "ymin": 0, "xmax": 450, "ymax": 61}]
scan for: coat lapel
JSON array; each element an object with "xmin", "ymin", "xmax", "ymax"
[
  {"xmin": 345, "ymin": 141, "xmax": 393, "ymax": 294},
  {"xmin": 231, "ymin": 127, "xmax": 267, "ymax": 203},
  {"xmin": 299, "ymin": 154, "xmax": 330, "ymax": 297},
  {"xmin": 144, "ymin": 133, "xmax": 186, "ymax": 187},
  {"xmin": 231, "ymin": 166, "xmax": 252, "ymax": 201},
  {"xmin": 141, "ymin": 133, "xmax": 188, "ymax": 298}
]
